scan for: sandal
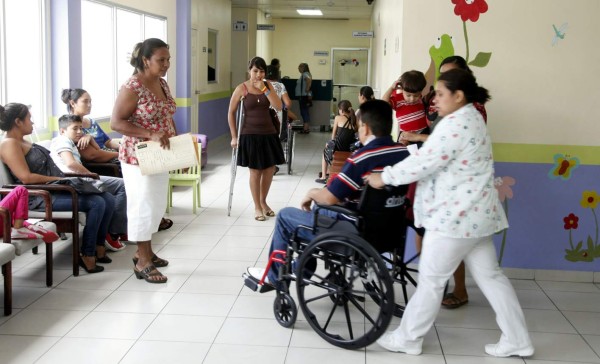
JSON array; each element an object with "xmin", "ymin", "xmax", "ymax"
[
  {"xmin": 315, "ymin": 178, "xmax": 327, "ymax": 184},
  {"xmin": 132, "ymin": 254, "xmax": 169, "ymax": 268},
  {"xmin": 263, "ymin": 210, "xmax": 275, "ymax": 217},
  {"xmin": 133, "ymin": 264, "xmax": 167, "ymax": 284},
  {"xmin": 441, "ymin": 293, "xmax": 468, "ymax": 309},
  {"xmin": 158, "ymin": 218, "xmax": 173, "ymax": 231},
  {"xmin": 255, "ymin": 214, "xmax": 266, "ymax": 221}
]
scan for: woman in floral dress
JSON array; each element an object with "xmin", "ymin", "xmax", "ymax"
[{"xmin": 111, "ymin": 38, "xmax": 175, "ymax": 284}]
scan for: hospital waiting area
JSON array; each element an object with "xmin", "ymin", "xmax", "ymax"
[{"xmin": 1, "ymin": 0, "xmax": 600, "ymax": 363}]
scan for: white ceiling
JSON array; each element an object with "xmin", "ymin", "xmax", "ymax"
[{"xmin": 231, "ymin": 0, "xmax": 374, "ymax": 20}]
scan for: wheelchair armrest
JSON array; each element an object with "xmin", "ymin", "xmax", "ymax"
[
  {"xmin": 83, "ymin": 162, "xmax": 121, "ymax": 178},
  {"xmin": 313, "ymin": 203, "xmax": 359, "ymax": 218}
]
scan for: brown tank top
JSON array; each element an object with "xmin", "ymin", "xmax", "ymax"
[{"xmin": 240, "ymin": 85, "xmax": 278, "ymax": 135}]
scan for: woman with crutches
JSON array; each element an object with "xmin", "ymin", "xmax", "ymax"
[{"xmin": 227, "ymin": 57, "xmax": 284, "ymax": 221}]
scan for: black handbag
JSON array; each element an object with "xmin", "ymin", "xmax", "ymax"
[
  {"xmin": 49, "ymin": 177, "xmax": 106, "ymax": 194},
  {"xmin": 269, "ymin": 108, "xmax": 281, "ymax": 134}
]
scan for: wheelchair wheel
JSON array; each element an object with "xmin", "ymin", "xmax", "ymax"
[
  {"xmin": 273, "ymin": 292, "xmax": 297, "ymax": 328},
  {"xmin": 295, "ymin": 232, "xmax": 394, "ymax": 349}
]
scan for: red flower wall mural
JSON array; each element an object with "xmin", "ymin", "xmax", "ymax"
[
  {"xmin": 563, "ymin": 190, "xmax": 600, "ymax": 262},
  {"xmin": 450, "ymin": 0, "xmax": 491, "ymax": 67},
  {"xmin": 452, "ymin": 0, "xmax": 488, "ymax": 22}
]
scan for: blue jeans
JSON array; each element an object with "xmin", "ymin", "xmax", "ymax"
[
  {"xmin": 267, "ymin": 206, "xmax": 345, "ymax": 285},
  {"xmin": 99, "ymin": 176, "xmax": 127, "ymax": 234},
  {"xmin": 52, "ymin": 192, "xmax": 115, "ymax": 256},
  {"xmin": 299, "ymin": 98, "xmax": 311, "ymax": 124}
]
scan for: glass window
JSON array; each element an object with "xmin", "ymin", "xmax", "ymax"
[
  {"xmin": 81, "ymin": 1, "xmax": 115, "ymax": 120},
  {"xmin": 0, "ymin": 0, "xmax": 47, "ymax": 129},
  {"xmin": 81, "ymin": 0, "xmax": 166, "ymax": 118}
]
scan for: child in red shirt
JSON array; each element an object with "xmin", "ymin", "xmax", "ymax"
[{"xmin": 383, "ymin": 70, "xmax": 428, "ymax": 143}]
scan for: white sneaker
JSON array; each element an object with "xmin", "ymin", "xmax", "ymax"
[
  {"xmin": 247, "ymin": 267, "xmax": 270, "ymax": 284},
  {"xmin": 485, "ymin": 342, "xmax": 534, "ymax": 357},
  {"xmin": 376, "ymin": 331, "xmax": 422, "ymax": 355},
  {"xmin": 11, "ymin": 227, "xmax": 43, "ymax": 240}
]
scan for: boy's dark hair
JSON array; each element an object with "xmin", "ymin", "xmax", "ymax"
[
  {"xmin": 359, "ymin": 100, "xmax": 393, "ymax": 137},
  {"xmin": 58, "ymin": 114, "xmax": 82, "ymax": 130},
  {"xmin": 438, "ymin": 69, "xmax": 491, "ymax": 104},
  {"xmin": 399, "ymin": 70, "xmax": 426, "ymax": 93}
]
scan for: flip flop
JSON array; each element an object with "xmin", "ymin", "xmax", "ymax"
[
  {"xmin": 158, "ymin": 218, "xmax": 173, "ymax": 231},
  {"xmin": 255, "ymin": 215, "xmax": 266, "ymax": 221},
  {"xmin": 441, "ymin": 293, "xmax": 468, "ymax": 309},
  {"xmin": 263, "ymin": 210, "xmax": 275, "ymax": 217}
]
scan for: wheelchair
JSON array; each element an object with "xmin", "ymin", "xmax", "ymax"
[
  {"xmin": 279, "ymin": 116, "xmax": 303, "ymax": 175},
  {"xmin": 243, "ymin": 184, "xmax": 419, "ymax": 349}
]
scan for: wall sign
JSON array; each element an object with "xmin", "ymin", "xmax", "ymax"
[
  {"xmin": 352, "ymin": 31, "xmax": 374, "ymax": 38},
  {"xmin": 233, "ymin": 21, "xmax": 247, "ymax": 31},
  {"xmin": 257, "ymin": 24, "xmax": 275, "ymax": 31},
  {"xmin": 314, "ymin": 50, "xmax": 329, "ymax": 56}
]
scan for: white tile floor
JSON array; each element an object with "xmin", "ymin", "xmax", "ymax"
[{"xmin": 1, "ymin": 132, "xmax": 600, "ymax": 363}]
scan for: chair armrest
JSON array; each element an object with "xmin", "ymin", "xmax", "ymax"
[
  {"xmin": 65, "ymin": 172, "xmax": 99, "ymax": 180},
  {"xmin": 2, "ymin": 184, "xmax": 79, "ymax": 217},
  {"xmin": 0, "ymin": 188, "xmax": 52, "ymax": 221},
  {"xmin": 0, "ymin": 207, "xmax": 11, "ymax": 244},
  {"xmin": 83, "ymin": 162, "xmax": 121, "ymax": 178}
]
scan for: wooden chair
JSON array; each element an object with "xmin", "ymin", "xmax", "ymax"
[
  {"xmin": 0, "ymin": 161, "xmax": 95, "ymax": 277},
  {"xmin": 167, "ymin": 142, "xmax": 202, "ymax": 214},
  {"xmin": 0, "ymin": 207, "xmax": 16, "ymax": 315},
  {"xmin": 329, "ymin": 151, "xmax": 352, "ymax": 176},
  {"xmin": 0, "ymin": 188, "xmax": 55, "ymax": 286}
]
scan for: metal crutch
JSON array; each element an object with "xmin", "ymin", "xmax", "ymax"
[{"xmin": 227, "ymin": 96, "xmax": 245, "ymax": 216}]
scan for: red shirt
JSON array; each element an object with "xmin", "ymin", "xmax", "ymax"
[{"xmin": 389, "ymin": 91, "xmax": 428, "ymax": 133}]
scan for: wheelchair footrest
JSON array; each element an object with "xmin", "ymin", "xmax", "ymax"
[{"xmin": 243, "ymin": 273, "xmax": 275, "ymax": 293}]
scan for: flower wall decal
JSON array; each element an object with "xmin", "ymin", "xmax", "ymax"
[
  {"xmin": 450, "ymin": 0, "xmax": 492, "ymax": 67},
  {"xmin": 563, "ymin": 190, "xmax": 600, "ymax": 262},
  {"xmin": 494, "ymin": 176, "xmax": 515, "ymax": 265},
  {"xmin": 452, "ymin": 0, "xmax": 488, "ymax": 22},
  {"xmin": 548, "ymin": 153, "xmax": 580, "ymax": 180}
]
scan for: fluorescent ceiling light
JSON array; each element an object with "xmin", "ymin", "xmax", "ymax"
[{"xmin": 297, "ymin": 9, "xmax": 323, "ymax": 16}]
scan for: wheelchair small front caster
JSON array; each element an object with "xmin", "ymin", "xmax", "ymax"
[{"xmin": 273, "ymin": 292, "xmax": 297, "ymax": 328}]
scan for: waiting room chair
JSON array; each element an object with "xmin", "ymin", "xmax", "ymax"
[
  {"xmin": 167, "ymin": 143, "xmax": 202, "ymax": 214},
  {"xmin": 0, "ymin": 188, "xmax": 55, "ymax": 287},
  {"xmin": 0, "ymin": 160, "xmax": 92, "ymax": 277},
  {"xmin": 0, "ymin": 207, "xmax": 16, "ymax": 316}
]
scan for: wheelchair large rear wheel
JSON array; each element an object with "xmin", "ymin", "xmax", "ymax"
[{"xmin": 295, "ymin": 232, "xmax": 395, "ymax": 349}]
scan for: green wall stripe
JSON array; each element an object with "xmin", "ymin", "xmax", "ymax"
[
  {"xmin": 493, "ymin": 143, "xmax": 600, "ymax": 165},
  {"xmin": 197, "ymin": 90, "xmax": 232, "ymax": 102},
  {"xmin": 175, "ymin": 98, "xmax": 192, "ymax": 107}
]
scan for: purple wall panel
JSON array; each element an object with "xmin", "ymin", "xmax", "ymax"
[
  {"xmin": 198, "ymin": 97, "xmax": 230, "ymax": 140},
  {"xmin": 403, "ymin": 162, "xmax": 600, "ymax": 271}
]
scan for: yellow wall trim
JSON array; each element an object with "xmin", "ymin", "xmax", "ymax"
[
  {"xmin": 175, "ymin": 98, "xmax": 192, "ymax": 107},
  {"xmin": 197, "ymin": 90, "xmax": 232, "ymax": 103},
  {"xmin": 493, "ymin": 143, "xmax": 600, "ymax": 165}
]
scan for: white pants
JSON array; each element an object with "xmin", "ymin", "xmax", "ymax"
[
  {"xmin": 395, "ymin": 230, "xmax": 532, "ymax": 351},
  {"xmin": 121, "ymin": 162, "xmax": 169, "ymax": 242}
]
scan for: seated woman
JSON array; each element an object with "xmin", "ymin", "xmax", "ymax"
[
  {"xmin": 61, "ymin": 88, "xmax": 119, "ymax": 162},
  {"xmin": 0, "ymin": 185, "xmax": 59, "ymax": 243},
  {"xmin": 316, "ymin": 100, "xmax": 358, "ymax": 184},
  {"xmin": 0, "ymin": 103, "xmax": 116, "ymax": 273}
]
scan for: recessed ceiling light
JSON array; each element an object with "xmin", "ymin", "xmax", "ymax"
[{"xmin": 297, "ymin": 9, "xmax": 323, "ymax": 16}]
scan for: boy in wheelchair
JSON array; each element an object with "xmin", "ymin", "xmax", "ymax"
[{"xmin": 246, "ymin": 100, "xmax": 409, "ymax": 290}]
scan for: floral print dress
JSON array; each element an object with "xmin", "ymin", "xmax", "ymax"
[{"xmin": 118, "ymin": 76, "xmax": 177, "ymax": 165}]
